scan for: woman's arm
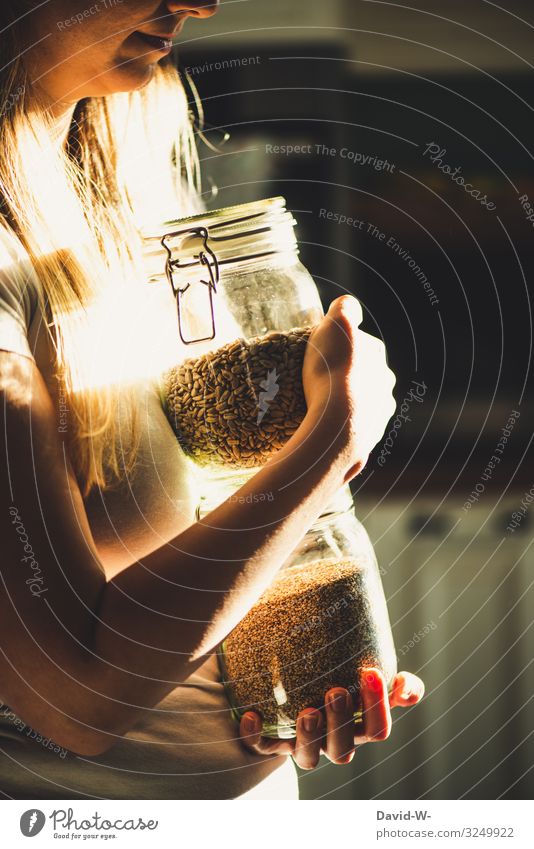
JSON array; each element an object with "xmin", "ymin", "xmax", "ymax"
[{"xmin": 0, "ymin": 296, "xmax": 395, "ymax": 756}]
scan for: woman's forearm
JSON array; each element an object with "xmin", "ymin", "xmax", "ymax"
[{"xmin": 91, "ymin": 406, "xmax": 354, "ymax": 729}]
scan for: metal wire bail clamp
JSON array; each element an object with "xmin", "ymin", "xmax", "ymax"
[{"xmin": 161, "ymin": 225, "xmax": 220, "ymax": 345}]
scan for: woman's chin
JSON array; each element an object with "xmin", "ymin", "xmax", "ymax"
[{"xmin": 101, "ymin": 60, "xmax": 159, "ymax": 95}]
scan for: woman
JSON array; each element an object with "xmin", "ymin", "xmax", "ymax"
[{"xmin": 0, "ymin": 1, "xmax": 423, "ymax": 800}]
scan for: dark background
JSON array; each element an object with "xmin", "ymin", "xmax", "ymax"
[{"xmin": 176, "ymin": 0, "xmax": 534, "ymax": 800}]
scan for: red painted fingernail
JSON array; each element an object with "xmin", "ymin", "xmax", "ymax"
[
  {"xmin": 302, "ymin": 712, "xmax": 319, "ymax": 733},
  {"xmin": 242, "ymin": 713, "xmax": 258, "ymax": 733},
  {"xmin": 364, "ymin": 672, "xmax": 382, "ymax": 693}
]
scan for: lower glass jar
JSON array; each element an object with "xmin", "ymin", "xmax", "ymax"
[{"xmin": 218, "ymin": 486, "xmax": 398, "ymax": 738}]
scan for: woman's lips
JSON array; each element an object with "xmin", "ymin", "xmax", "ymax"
[{"xmin": 133, "ymin": 32, "xmax": 174, "ymax": 53}]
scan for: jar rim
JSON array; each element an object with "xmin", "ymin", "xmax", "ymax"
[
  {"xmin": 143, "ymin": 196, "xmax": 288, "ymax": 242},
  {"xmin": 142, "ymin": 196, "xmax": 299, "ymax": 271},
  {"xmin": 162, "ymin": 195, "xmax": 287, "ymax": 231}
]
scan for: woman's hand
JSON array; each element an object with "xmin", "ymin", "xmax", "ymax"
[
  {"xmin": 238, "ymin": 668, "xmax": 424, "ymax": 770},
  {"xmin": 302, "ymin": 296, "xmax": 396, "ymax": 479}
]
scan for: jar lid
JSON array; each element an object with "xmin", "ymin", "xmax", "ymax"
[
  {"xmin": 142, "ymin": 196, "xmax": 299, "ymax": 281},
  {"xmin": 141, "ymin": 197, "xmax": 301, "ymax": 345}
]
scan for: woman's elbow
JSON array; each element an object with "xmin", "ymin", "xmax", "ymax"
[
  {"xmin": 58, "ymin": 725, "xmax": 125, "ymax": 757},
  {"xmin": 46, "ymin": 710, "xmax": 130, "ymax": 758}
]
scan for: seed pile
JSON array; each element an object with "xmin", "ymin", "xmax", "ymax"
[
  {"xmin": 163, "ymin": 327, "xmax": 312, "ymax": 468},
  {"xmin": 221, "ymin": 560, "xmax": 395, "ymax": 737}
]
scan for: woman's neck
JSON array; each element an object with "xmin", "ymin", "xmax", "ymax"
[
  {"xmin": 49, "ymin": 105, "xmax": 76, "ymax": 151},
  {"xmin": 27, "ymin": 86, "xmax": 76, "ymax": 151}
]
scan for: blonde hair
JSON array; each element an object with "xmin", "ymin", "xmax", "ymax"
[{"xmin": 0, "ymin": 10, "xmax": 201, "ymax": 494}]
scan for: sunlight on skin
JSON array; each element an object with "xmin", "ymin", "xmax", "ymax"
[
  {"xmin": 64, "ymin": 271, "xmax": 241, "ymax": 392},
  {"xmin": 17, "ymin": 3, "xmax": 228, "ymax": 391},
  {"xmin": 23, "ymin": 1, "xmax": 220, "ymax": 109}
]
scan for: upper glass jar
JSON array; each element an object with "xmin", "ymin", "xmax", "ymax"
[{"xmin": 143, "ymin": 198, "xmax": 324, "ymax": 483}]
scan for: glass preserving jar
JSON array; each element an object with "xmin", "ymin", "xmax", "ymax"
[
  {"xmin": 143, "ymin": 197, "xmax": 397, "ymax": 739},
  {"xmin": 218, "ymin": 486, "xmax": 398, "ymax": 739},
  {"xmin": 143, "ymin": 197, "xmax": 323, "ymax": 491}
]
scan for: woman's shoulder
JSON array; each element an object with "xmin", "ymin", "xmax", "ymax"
[
  {"xmin": 0, "ymin": 220, "xmax": 40, "ymax": 327},
  {"xmin": 0, "ymin": 220, "xmax": 40, "ymax": 361}
]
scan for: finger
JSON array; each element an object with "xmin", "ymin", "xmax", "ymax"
[
  {"xmin": 389, "ymin": 672, "xmax": 425, "ymax": 709},
  {"xmin": 324, "ymin": 688, "xmax": 356, "ymax": 765},
  {"xmin": 345, "ymin": 453, "xmax": 369, "ymax": 482},
  {"xmin": 328, "ymin": 294, "xmax": 363, "ymax": 328},
  {"xmin": 293, "ymin": 708, "xmax": 324, "ymax": 771},
  {"xmin": 357, "ymin": 668, "xmax": 392, "ymax": 743},
  {"xmin": 239, "ymin": 712, "xmax": 295, "ymax": 757}
]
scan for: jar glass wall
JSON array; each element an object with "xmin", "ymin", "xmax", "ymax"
[
  {"xmin": 144, "ymin": 197, "xmax": 324, "ymax": 496},
  {"xmin": 218, "ymin": 489, "xmax": 398, "ymax": 739}
]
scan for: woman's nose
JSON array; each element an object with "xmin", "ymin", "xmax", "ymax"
[{"xmin": 166, "ymin": 1, "xmax": 219, "ymax": 17}]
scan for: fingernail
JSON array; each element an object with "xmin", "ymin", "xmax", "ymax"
[
  {"xmin": 328, "ymin": 690, "xmax": 349, "ymax": 714},
  {"xmin": 302, "ymin": 712, "xmax": 319, "ymax": 733},
  {"xmin": 242, "ymin": 713, "xmax": 258, "ymax": 733},
  {"xmin": 364, "ymin": 671, "xmax": 382, "ymax": 693}
]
